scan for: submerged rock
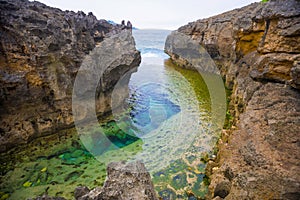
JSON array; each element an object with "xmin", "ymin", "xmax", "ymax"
[
  {"xmin": 74, "ymin": 186, "xmax": 90, "ymax": 199},
  {"xmin": 165, "ymin": 0, "xmax": 300, "ymax": 199},
  {"xmin": 28, "ymin": 194, "xmax": 66, "ymax": 200},
  {"xmin": 0, "ymin": 0, "xmax": 141, "ymax": 152}
]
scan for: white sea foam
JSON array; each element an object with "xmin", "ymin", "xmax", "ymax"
[{"xmin": 142, "ymin": 52, "xmax": 159, "ymax": 57}]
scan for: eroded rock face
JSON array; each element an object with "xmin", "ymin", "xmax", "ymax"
[
  {"xmin": 165, "ymin": 0, "xmax": 300, "ymax": 199},
  {"xmin": 215, "ymin": 83, "xmax": 300, "ymax": 200},
  {"xmin": 0, "ymin": 0, "xmax": 141, "ymax": 152},
  {"xmin": 76, "ymin": 161, "xmax": 158, "ymax": 200}
]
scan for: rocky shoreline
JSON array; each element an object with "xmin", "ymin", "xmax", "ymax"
[
  {"xmin": 165, "ymin": 0, "xmax": 300, "ymax": 199},
  {"xmin": 0, "ymin": 0, "xmax": 141, "ymax": 152}
]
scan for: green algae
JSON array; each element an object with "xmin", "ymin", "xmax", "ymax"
[
  {"xmin": 0, "ymin": 120, "xmax": 142, "ymax": 200},
  {"xmin": 22, "ymin": 181, "xmax": 32, "ymax": 188},
  {"xmin": 0, "ymin": 192, "xmax": 9, "ymax": 200},
  {"xmin": 171, "ymin": 173, "xmax": 188, "ymax": 190},
  {"xmin": 147, "ymin": 59, "xmax": 221, "ymax": 199},
  {"xmin": 223, "ymin": 85, "xmax": 234, "ymax": 129},
  {"xmin": 152, "ymin": 156, "xmax": 208, "ymax": 199},
  {"xmin": 164, "ymin": 59, "xmax": 211, "ymax": 113}
]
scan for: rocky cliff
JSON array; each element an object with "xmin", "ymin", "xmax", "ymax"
[
  {"xmin": 0, "ymin": 0, "xmax": 141, "ymax": 152},
  {"xmin": 165, "ymin": 0, "xmax": 300, "ymax": 199}
]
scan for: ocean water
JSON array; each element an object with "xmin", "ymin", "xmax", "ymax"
[
  {"xmin": 0, "ymin": 29, "xmax": 222, "ymax": 200},
  {"xmin": 129, "ymin": 29, "xmax": 216, "ymax": 198},
  {"xmin": 133, "ymin": 29, "xmax": 170, "ymax": 59}
]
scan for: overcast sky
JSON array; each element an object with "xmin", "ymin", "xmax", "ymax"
[{"xmin": 35, "ymin": 0, "xmax": 258, "ymax": 30}]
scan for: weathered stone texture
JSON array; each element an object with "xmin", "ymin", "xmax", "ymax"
[
  {"xmin": 0, "ymin": 0, "xmax": 141, "ymax": 152},
  {"xmin": 165, "ymin": 0, "xmax": 300, "ymax": 199}
]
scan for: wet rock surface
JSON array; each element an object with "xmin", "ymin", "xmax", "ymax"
[
  {"xmin": 165, "ymin": 0, "xmax": 300, "ymax": 199},
  {"xmin": 0, "ymin": 0, "xmax": 141, "ymax": 152}
]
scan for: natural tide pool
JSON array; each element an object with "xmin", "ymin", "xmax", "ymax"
[{"xmin": 0, "ymin": 29, "xmax": 224, "ymax": 199}]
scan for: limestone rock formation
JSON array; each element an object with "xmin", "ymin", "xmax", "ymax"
[
  {"xmin": 0, "ymin": 0, "xmax": 141, "ymax": 152},
  {"xmin": 76, "ymin": 161, "xmax": 158, "ymax": 200},
  {"xmin": 165, "ymin": 0, "xmax": 300, "ymax": 199}
]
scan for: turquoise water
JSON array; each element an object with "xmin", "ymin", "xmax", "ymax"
[{"xmin": 0, "ymin": 29, "xmax": 222, "ymax": 200}]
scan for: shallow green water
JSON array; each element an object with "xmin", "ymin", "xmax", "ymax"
[{"xmin": 0, "ymin": 29, "xmax": 224, "ymax": 200}]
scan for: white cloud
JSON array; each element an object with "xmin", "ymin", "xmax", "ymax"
[{"xmin": 34, "ymin": 0, "xmax": 259, "ymax": 30}]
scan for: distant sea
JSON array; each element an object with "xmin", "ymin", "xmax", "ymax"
[{"xmin": 133, "ymin": 29, "xmax": 171, "ymax": 58}]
